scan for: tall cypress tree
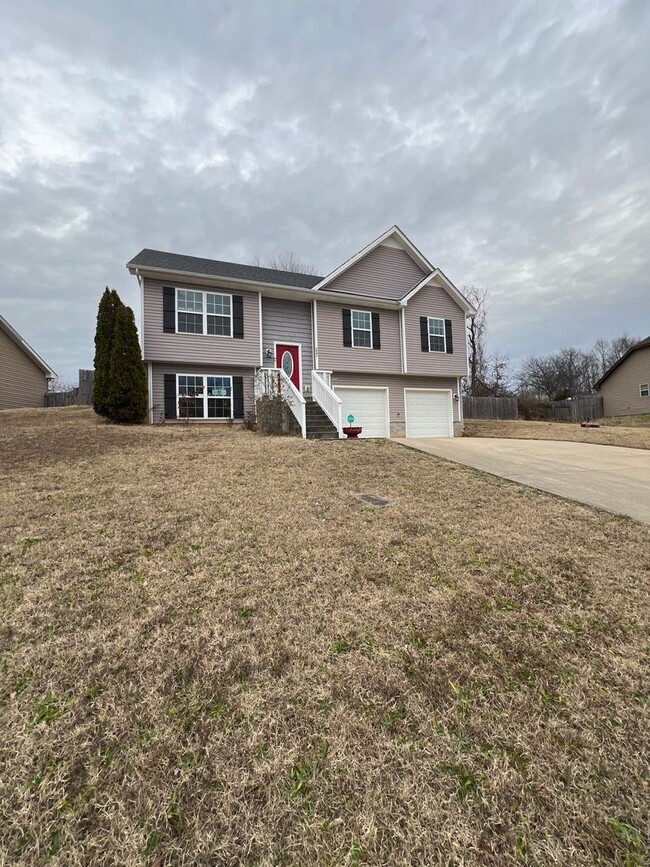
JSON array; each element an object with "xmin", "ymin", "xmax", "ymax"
[
  {"xmin": 106, "ymin": 302, "xmax": 148, "ymax": 424},
  {"xmin": 92, "ymin": 288, "xmax": 121, "ymax": 416}
]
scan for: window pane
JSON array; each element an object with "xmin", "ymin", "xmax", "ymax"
[
  {"xmin": 352, "ymin": 310, "xmax": 370, "ymax": 330},
  {"xmin": 430, "ymin": 335, "xmax": 445, "ymax": 352},
  {"xmin": 353, "ymin": 329, "xmax": 372, "ymax": 348},
  {"xmin": 177, "ymin": 290, "xmax": 203, "ymax": 312},
  {"xmin": 429, "ymin": 318, "xmax": 444, "ymax": 337},
  {"xmin": 206, "ymin": 377, "xmax": 231, "ymax": 397},
  {"xmin": 206, "ymin": 294, "xmax": 231, "ymax": 316},
  {"xmin": 178, "ymin": 312, "xmax": 203, "ymax": 333},
  {"xmin": 207, "ymin": 315, "xmax": 231, "ymax": 336},
  {"xmin": 207, "ymin": 398, "xmax": 231, "ymax": 418}
]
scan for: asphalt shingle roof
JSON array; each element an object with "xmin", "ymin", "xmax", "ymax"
[{"xmin": 127, "ymin": 248, "xmax": 323, "ymax": 289}]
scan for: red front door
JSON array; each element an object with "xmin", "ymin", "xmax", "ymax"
[{"xmin": 275, "ymin": 344, "xmax": 301, "ymax": 391}]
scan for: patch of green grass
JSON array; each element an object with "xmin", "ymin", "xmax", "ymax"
[
  {"xmin": 32, "ymin": 693, "xmax": 63, "ymax": 726},
  {"xmin": 380, "ymin": 704, "xmax": 406, "ymax": 732},
  {"xmin": 289, "ymin": 761, "xmax": 314, "ymax": 799},
  {"xmin": 349, "ymin": 840, "xmax": 369, "ymax": 865},
  {"xmin": 143, "ymin": 829, "xmax": 162, "ymax": 857},
  {"xmin": 332, "ymin": 639, "xmax": 352, "ymax": 655},
  {"xmin": 48, "ymin": 827, "xmax": 62, "ymax": 858},
  {"xmin": 22, "ymin": 538, "xmax": 40, "ymax": 552},
  {"xmin": 440, "ymin": 763, "xmax": 483, "ymax": 800},
  {"xmin": 14, "ymin": 670, "xmax": 34, "ymax": 694}
]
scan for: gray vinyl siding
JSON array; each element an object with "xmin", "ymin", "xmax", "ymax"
[
  {"xmin": 405, "ymin": 283, "xmax": 468, "ymax": 376},
  {"xmin": 261, "ymin": 298, "xmax": 313, "ymax": 393},
  {"xmin": 142, "ymin": 278, "xmax": 260, "ymax": 365},
  {"xmin": 598, "ymin": 347, "xmax": 650, "ymax": 416},
  {"xmin": 331, "ymin": 372, "xmax": 461, "ymax": 425},
  {"xmin": 326, "ymin": 244, "xmax": 426, "ymax": 300},
  {"xmin": 150, "ymin": 363, "xmax": 256, "ymax": 423},
  {"xmin": 316, "ymin": 300, "xmax": 402, "ymax": 374},
  {"xmin": 0, "ymin": 327, "xmax": 48, "ymax": 409}
]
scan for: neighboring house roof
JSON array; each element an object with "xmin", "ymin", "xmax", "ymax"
[
  {"xmin": 0, "ymin": 315, "xmax": 57, "ymax": 378},
  {"xmin": 594, "ymin": 336, "xmax": 650, "ymax": 389},
  {"xmin": 127, "ymin": 249, "xmax": 322, "ymax": 290}
]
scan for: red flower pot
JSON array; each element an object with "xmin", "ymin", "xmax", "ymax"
[{"xmin": 342, "ymin": 426, "xmax": 363, "ymax": 439}]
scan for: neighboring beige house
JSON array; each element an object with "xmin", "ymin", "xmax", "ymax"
[
  {"xmin": 0, "ymin": 315, "xmax": 56, "ymax": 410},
  {"xmin": 127, "ymin": 225, "xmax": 476, "ymax": 438},
  {"xmin": 594, "ymin": 336, "xmax": 650, "ymax": 417}
]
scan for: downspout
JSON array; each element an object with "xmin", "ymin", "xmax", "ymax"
[
  {"xmin": 312, "ymin": 300, "xmax": 319, "ymax": 370},
  {"xmin": 399, "ymin": 304, "xmax": 408, "ymax": 373}
]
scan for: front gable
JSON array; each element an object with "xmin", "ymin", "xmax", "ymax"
[
  {"xmin": 314, "ymin": 226, "xmax": 431, "ymax": 300},
  {"xmin": 326, "ymin": 243, "xmax": 427, "ymax": 301}
]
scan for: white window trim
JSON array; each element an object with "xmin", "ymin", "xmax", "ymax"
[
  {"xmin": 640, "ymin": 383, "xmax": 649, "ymax": 397},
  {"xmin": 175, "ymin": 373, "xmax": 234, "ymax": 420},
  {"xmin": 175, "ymin": 288, "xmax": 233, "ymax": 338},
  {"xmin": 427, "ymin": 316, "xmax": 446, "ymax": 353},
  {"xmin": 351, "ymin": 309, "xmax": 373, "ymax": 349}
]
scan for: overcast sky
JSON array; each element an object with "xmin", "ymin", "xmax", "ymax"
[{"xmin": 1, "ymin": 0, "xmax": 648, "ymax": 381}]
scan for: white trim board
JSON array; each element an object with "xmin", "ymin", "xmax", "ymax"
[{"xmin": 400, "ymin": 270, "xmax": 476, "ymax": 315}]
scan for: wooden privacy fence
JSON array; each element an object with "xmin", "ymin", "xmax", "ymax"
[
  {"xmin": 551, "ymin": 395, "xmax": 603, "ymax": 422},
  {"xmin": 462, "ymin": 396, "xmax": 518, "ymax": 420},
  {"xmin": 45, "ymin": 370, "xmax": 94, "ymax": 407}
]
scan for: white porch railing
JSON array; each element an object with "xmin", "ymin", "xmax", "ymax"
[
  {"xmin": 255, "ymin": 367, "xmax": 307, "ymax": 438},
  {"xmin": 312, "ymin": 370, "xmax": 343, "ymax": 437}
]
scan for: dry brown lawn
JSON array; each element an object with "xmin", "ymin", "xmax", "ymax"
[
  {"xmin": 1, "ymin": 407, "xmax": 648, "ymax": 866},
  {"xmin": 465, "ymin": 418, "xmax": 650, "ymax": 450}
]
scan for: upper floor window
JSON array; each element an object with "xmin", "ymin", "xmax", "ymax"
[
  {"xmin": 176, "ymin": 289, "xmax": 232, "ymax": 337},
  {"xmin": 352, "ymin": 310, "xmax": 372, "ymax": 348},
  {"xmin": 640, "ymin": 383, "xmax": 649, "ymax": 397},
  {"xmin": 428, "ymin": 317, "xmax": 446, "ymax": 352}
]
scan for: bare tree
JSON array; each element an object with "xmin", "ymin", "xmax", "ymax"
[
  {"xmin": 48, "ymin": 377, "xmax": 76, "ymax": 393},
  {"xmin": 252, "ymin": 251, "xmax": 318, "ymax": 275},
  {"xmin": 464, "ymin": 285, "xmax": 488, "ymax": 395},
  {"xmin": 518, "ymin": 347, "xmax": 593, "ymax": 400}
]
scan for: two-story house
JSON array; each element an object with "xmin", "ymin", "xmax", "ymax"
[{"xmin": 126, "ymin": 226, "xmax": 476, "ymax": 438}]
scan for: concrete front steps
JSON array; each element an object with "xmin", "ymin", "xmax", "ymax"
[{"xmin": 305, "ymin": 399, "xmax": 339, "ymax": 440}]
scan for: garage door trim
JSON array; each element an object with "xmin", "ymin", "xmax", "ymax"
[
  {"xmin": 334, "ymin": 385, "xmax": 390, "ymax": 438},
  {"xmin": 404, "ymin": 387, "xmax": 453, "ymax": 438}
]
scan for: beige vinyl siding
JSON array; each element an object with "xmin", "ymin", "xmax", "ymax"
[
  {"xmin": 0, "ymin": 327, "xmax": 48, "ymax": 410},
  {"xmin": 331, "ymin": 372, "xmax": 461, "ymax": 425},
  {"xmin": 142, "ymin": 278, "xmax": 260, "ymax": 365},
  {"xmin": 326, "ymin": 245, "xmax": 425, "ymax": 300},
  {"xmin": 598, "ymin": 347, "xmax": 650, "ymax": 416},
  {"xmin": 261, "ymin": 298, "xmax": 313, "ymax": 392},
  {"xmin": 151, "ymin": 363, "xmax": 256, "ymax": 423},
  {"xmin": 405, "ymin": 283, "xmax": 468, "ymax": 376},
  {"xmin": 316, "ymin": 301, "xmax": 402, "ymax": 374}
]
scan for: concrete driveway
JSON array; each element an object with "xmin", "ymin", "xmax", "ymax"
[{"xmin": 395, "ymin": 437, "xmax": 650, "ymax": 524}]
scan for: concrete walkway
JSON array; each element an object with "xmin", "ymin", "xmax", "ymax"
[{"xmin": 395, "ymin": 437, "xmax": 650, "ymax": 524}]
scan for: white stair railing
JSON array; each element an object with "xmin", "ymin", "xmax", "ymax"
[
  {"xmin": 311, "ymin": 370, "xmax": 343, "ymax": 437},
  {"xmin": 255, "ymin": 368, "xmax": 306, "ymax": 438}
]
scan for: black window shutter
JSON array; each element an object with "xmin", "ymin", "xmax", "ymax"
[
  {"xmin": 342, "ymin": 309, "xmax": 352, "ymax": 347},
  {"xmin": 164, "ymin": 374, "xmax": 177, "ymax": 419},
  {"xmin": 163, "ymin": 287, "xmax": 176, "ymax": 333},
  {"xmin": 233, "ymin": 295, "xmax": 244, "ymax": 338},
  {"xmin": 420, "ymin": 317, "xmax": 429, "ymax": 352},
  {"xmin": 233, "ymin": 376, "xmax": 244, "ymax": 418},
  {"xmin": 371, "ymin": 312, "xmax": 381, "ymax": 350},
  {"xmin": 445, "ymin": 319, "xmax": 454, "ymax": 354}
]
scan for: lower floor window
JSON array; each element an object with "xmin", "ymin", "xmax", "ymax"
[{"xmin": 178, "ymin": 374, "xmax": 232, "ymax": 419}]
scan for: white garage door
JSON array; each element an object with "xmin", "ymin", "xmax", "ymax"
[
  {"xmin": 405, "ymin": 389, "xmax": 453, "ymax": 438},
  {"xmin": 334, "ymin": 387, "xmax": 389, "ymax": 438}
]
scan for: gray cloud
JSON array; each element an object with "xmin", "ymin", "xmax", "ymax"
[{"xmin": 0, "ymin": 0, "xmax": 648, "ymax": 379}]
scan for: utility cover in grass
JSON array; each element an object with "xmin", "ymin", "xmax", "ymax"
[{"xmin": 357, "ymin": 493, "xmax": 389, "ymax": 506}]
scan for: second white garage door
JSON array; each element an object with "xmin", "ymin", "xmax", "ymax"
[
  {"xmin": 404, "ymin": 388, "xmax": 453, "ymax": 438},
  {"xmin": 334, "ymin": 387, "xmax": 389, "ymax": 438}
]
